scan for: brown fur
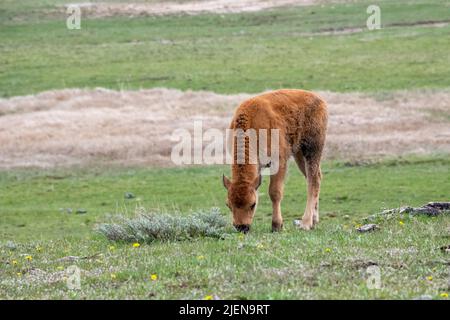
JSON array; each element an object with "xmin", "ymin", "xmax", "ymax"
[{"xmin": 223, "ymin": 89, "xmax": 328, "ymax": 232}]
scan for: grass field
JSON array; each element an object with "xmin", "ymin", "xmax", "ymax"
[
  {"xmin": 1, "ymin": 0, "xmax": 450, "ymax": 300},
  {"xmin": 1, "ymin": 157, "xmax": 450, "ymax": 299},
  {"xmin": 1, "ymin": 0, "xmax": 450, "ymax": 96},
  {"xmin": 1, "ymin": 157, "xmax": 449, "ymax": 242}
]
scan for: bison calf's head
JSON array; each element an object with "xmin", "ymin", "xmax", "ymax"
[{"xmin": 222, "ymin": 174, "xmax": 262, "ymax": 233}]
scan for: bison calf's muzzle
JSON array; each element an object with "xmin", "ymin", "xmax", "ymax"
[{"xmin": 234, "ymin": 224, "xmax": 250, "ymax": 233}]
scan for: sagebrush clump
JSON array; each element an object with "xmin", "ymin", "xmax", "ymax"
[{"xmin": 97, "ymin": 208, "xmax": 229, "ymax": 242}]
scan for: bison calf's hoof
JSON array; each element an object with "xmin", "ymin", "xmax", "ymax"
[
  {"xmin": 293, "ymin": 219, "xmax": 314, "ymax": 231},
  {"xmin": 234, "ymin": 224, "xmax": 250, "ymax": 234},
  {"xmin": 271, "ymin": 222, "xmax": 283, "ymax": 232}
]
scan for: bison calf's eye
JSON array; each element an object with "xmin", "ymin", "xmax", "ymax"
[{"xmin": 250, "ymin": 203, "xmax": 256, "ymax": 210}]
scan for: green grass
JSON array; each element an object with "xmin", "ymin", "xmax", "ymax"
[
  {"xmin": 1, "ymin": 0, "xmax": 450, "ymax": 96},
  {"xmin": 1, "ymin": 157, "xmax": 449, "ymax": 242},
  {"xmin": 1, "ymin": 157, "xmax": 449, "ymax": 299},
  {"xmin": 1, "ymin": 0, "xmax": 450, "ymax": 300}
]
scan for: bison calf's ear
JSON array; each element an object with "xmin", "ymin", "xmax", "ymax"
[
  {"xmin": 222, "ymin": 174, "xmax": 231, "ymax": 190},
  {"xmin": 253, "ymin": 174, "xmax": 262, "ymax": 190}
]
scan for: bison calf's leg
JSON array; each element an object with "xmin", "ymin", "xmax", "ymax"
[
  {"xmin": 312, "ymin": 167, "xmax": 322, "ymax": 225},
  {"xmin": 269, "ymin": 164, "xmax": 286, "ymax": 232},
  {"xmin": 300, "ymin": 159, "xmax": 322, "ymax": 230},
  {"xmin": 293, "ymin": 151, "xmax": 307, "ymax": 179}
]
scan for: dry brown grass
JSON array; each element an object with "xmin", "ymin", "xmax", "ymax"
[
  {"xmin": 60, "ymin": 0, "xmax": 346, "ymax": 18},
  {"xmin": 0, "ymin": 88, "xmax": 449, "ymax": 168}
]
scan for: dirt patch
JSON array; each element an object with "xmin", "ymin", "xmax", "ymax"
[
  {"xmin": 61, "ymin": 0, "xmax": 345, "ymax": 18},
  {"xmin": 0, "ymin": 88, "xmax": 449, "ymax": 169},
  {"xmin": 296, "ymin": 20, "xmax": 450, "ymax": 37}
]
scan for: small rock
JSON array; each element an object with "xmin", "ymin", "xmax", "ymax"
[
  {"xmin": 426, "ymin": 202, "xmax": 450, "ymax": 211},
  {"xmin": 357, "ymin": 224, "xmax": 379, "ymax": 233},
  {"xmin": 410, "ymin": 207, "xmax": 440, "ymax": 216},
  {"xmin": 399, "ymin": 206, "xmax": 414, "ymax": 214},
  {"xmin": 124, "ymin": 192, "xmax": 135, "ymax": 199},
  {"xmin": 440, "ymin": 245, "xmax": 450, "ymax": 254},
  {"xmin": 293, "ymin": 219, "xmax": 302, "ymax": 227},
  {"xmin": 67, "ymin": 208, "xmax": 73, "ymax": 214},
  {"xmin": 343, "ymin": 215, "xmax": 350, "ymax": 220},
  {"xmin": 76, "ymin": 208, "xmax": 87, "ymax": 214},
  {"xmin": 381, "ymin": 209, "xmax": 396, "ymax": 215},
  {"xmin": 5, "ymin": 240, "xmax": 17, "ymax": 251}
]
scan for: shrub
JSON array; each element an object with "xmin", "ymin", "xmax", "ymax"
[{"xmin": 97, "ymin": 207, "xmax": 229, "ymax": 243}]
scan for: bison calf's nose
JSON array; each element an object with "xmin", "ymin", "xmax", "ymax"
[{"xmin": 234, "ymin": 224, "xmax": 250, "ymax": 233}]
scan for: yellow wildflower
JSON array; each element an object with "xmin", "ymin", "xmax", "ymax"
[
  {"xmin": 150, "ymin": 274, "xmax": 158, "ymax": 281},
  {"xmin": 399, "ymin": 221, "xmax": 404, "ymax": 226},
  {"xmin": 35, "ymin": 246, "xmax": 42, "ymax": 252},
  {"xmin": 17, "ymin": 272, "xmax": 22, "ymax": 277},
  {"xmin": 25, "ymin": 255, "xmax": 32, "ymax": 262},
  {"xmin": 426, "ymin": 276, "xmax": 433, "ymax": 281},
  {"xmin": 57, "ymin": 266, "xmax": 64, "ymax": 271},
  {"xmin": 204, "ymin": 295, "xmax": 213, "ymax": 300},
  {"xmin": 109, "ymin": 245, "xmax": 116, "ymax": 251},
  {"xmin": 197, "ymin": 255, "xmax": 205, "ymax": 260},
  {"xmin": 132, "ymin": 243, "xmax": 140, "ymax": 248},
  {"xmin": 12, "ymin": 260, "xmax": 18, "ymax": 265},
  {"xmin": 110, "ymin": 273, "xmax": 117, "ymax": 280},
  {"xmin": 325, "ymin": 248, "xmax": 332, "ymax": 253},
  {"xmin": 440, "ymin": 292, "xmax": 448, "ymax": 298}
]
